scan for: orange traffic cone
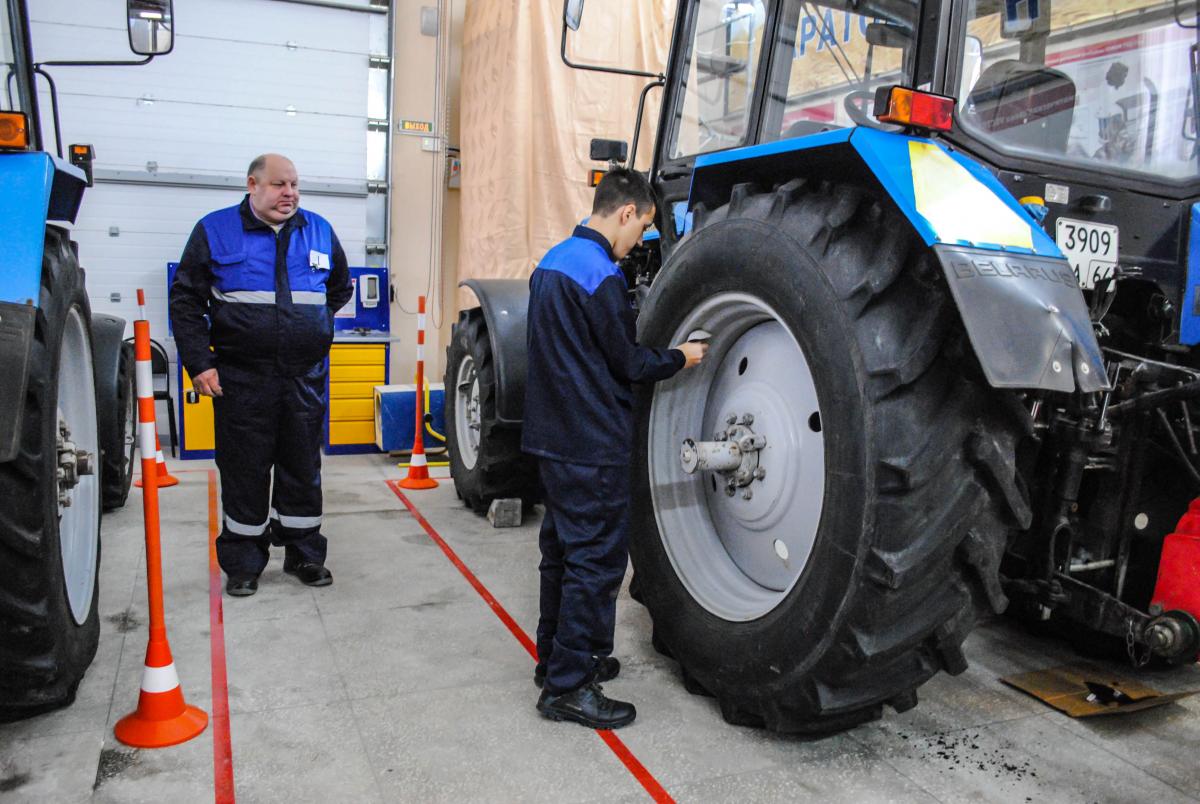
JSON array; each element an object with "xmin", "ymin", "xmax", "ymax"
[
  {"xmin": 114, "ymin": 634, "xmax": 208, "ymax": 748},
  {"xmin": 135, "ymin": 433, "xmax": 178, "ymax": 488},
  {"xmin": 399, "ymin": 295, "xmax": 438, "ymax": 490},
  {"xmin": 116, "ymin": 299, "xmax": 208, "ymax": 748}
]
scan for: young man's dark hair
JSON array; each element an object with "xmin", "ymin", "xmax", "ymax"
[
  {"xmin": 521, "ymin": 169, "xmax": 707, "ymax": 730},
  {"xmin": 591, "ymin": 167, "xmax": 656, "ymax": 217}
]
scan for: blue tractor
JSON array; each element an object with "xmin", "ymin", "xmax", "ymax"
[
  {"xmin": 0, "ymin": 0, "xmax": 175, "ymax": 719},
  {"xmin": 447, "ymin": 0, "xmax": 1200, "ymax": 732}
]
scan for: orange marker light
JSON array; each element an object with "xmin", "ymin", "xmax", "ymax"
[
  {"xmin": 0, "ymin": 112, "xmax": 29, "ymax": 149},
  {"xmin": 873, "ymin": 86, "xmax": 955, "ymax": 133},
  {"xmin": 588, "ymin": 169, "xmax": 606, "ymax": 188}
]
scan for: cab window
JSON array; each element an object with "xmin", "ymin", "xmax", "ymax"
[
  {"xmin": 763, "ymin": 1, "xmax": 919, "ymax": 141},
  {"xmin": 668, "ymin": 0, "xmax": 768, "ymax": 158}
]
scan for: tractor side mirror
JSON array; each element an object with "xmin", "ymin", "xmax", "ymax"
[
  {"xmin": 590, "ymin": 138, "xmax": 628, "ymax": 163},
  {"xmin": 127, "ymin": 0, "xmax": 175, "ymax": 56},
  {"xmin": 564, "ymin": 0, "xmax": 585, "ymax": 32}
]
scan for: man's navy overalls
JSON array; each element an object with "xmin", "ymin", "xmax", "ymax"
[
  {"xmin": 523, "ymin": 225, "xmax": 684, "ymax": 694},
  {"xmin": 170, "ymin": 196, "xmax": 353, "ymax": 578}
]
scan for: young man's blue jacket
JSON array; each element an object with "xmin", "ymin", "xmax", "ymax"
[
  {"xmin": 170, "ymin": 195, "xmax": 353, "ymax": 378},
  {"xmin": 522, "ymin": 225, "xmax": 685, "ymax": 467}
]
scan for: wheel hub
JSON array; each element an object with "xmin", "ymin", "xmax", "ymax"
[
  {"xmin": 56, "ymin": 417, "xmax": 95, "ymax": 510},
  {"xmin": 680, "ymin": 414, "xmax": 767, "ymax": 500}
]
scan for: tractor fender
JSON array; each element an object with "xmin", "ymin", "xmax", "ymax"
[
  {"xmin": 91, "ymin": 314, "xmax": 128, "ymax": 472},
  {"xmin": 459, "ymin": 278, "xmax": 529, "ymax": 426},
  {"xmin": 686, "ymin": 127, "xmax": 1108, "ymax": 394}
]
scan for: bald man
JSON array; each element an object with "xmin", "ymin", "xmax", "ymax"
[{"xmin": 170, "ymin": 154, "xmax": 353, "ymax": 596}]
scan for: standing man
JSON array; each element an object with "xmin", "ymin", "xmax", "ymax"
[
  {"xmin": 523, "ymin": 169, "xmax": 706, "ymax": 729},
  {"xmin": 170, "ymin": 153, "xmax": 352, "ymax": 597}
]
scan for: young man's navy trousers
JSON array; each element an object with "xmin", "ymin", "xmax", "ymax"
[{"xmin": 536, "ymin": 457, "xmax": 630, "ymax": 694}]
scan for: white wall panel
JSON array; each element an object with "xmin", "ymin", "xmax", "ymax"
[{"xmin": 26, "ymin": 0, "xmax": 379, "ymax": 403}]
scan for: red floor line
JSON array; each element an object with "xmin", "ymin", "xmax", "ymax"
[
  {"xmin": 386, "ymin": 481, "xmax": 675, "ymax": 804},
  {"xmin": 207, "ymin": 470, "xmax": 236, "ymax": 803}
]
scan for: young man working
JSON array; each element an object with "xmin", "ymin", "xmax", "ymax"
[{"xmin": 523, "ymin": 169, "xmax": 707, "ymax": 729}]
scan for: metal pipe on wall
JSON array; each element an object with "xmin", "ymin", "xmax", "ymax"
[{"xmin": 268, "ymin": 0, "xmax": 386, "ymax": 14}]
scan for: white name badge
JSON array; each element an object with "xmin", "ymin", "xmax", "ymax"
[{"xmin": 309, "ymin": 250, "xmax": 330, "ymax": 270}]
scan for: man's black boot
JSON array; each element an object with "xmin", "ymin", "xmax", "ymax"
[
  {"xmin": 283, "ymin": 561, "xmax": 332, "ymax": 587},
  {"xmin": 536, "ymin": 682, "xmax": 636, "ymax": 729},
  {"xmin": 226, "ymin": 576, "xmax": 259, "ymax": 597},
  {"xmin": 535, "ymin": 656, "xmax": 620, "ymax": 689}
]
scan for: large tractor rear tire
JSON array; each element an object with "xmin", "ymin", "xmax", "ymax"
[
  {"xmin": 0, "ymin": 227, "xmax": 102, "ymax": 721},
  {"xmin": 444, "ymin": 308, "xmax": 537, "ymax": 513},
  {"xmin": 631, "ymin": 179, "xmax": 1031, "ymax": 734},
  {"xmin": 101, "ymin": 340, "xmax": 135, "ymax": 511}
]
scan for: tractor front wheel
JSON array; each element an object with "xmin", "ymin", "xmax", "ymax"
[{"xmin": 444, "ymin": 308, "xmax": 537, "ymax": 513}]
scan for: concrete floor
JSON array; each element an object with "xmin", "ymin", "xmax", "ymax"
[{"xmin": 2, "ymin": 452, "xmax": 1199, "ymax": 803}]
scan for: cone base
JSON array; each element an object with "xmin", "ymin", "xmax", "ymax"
[
  {"xmin": 135, "ymin": 474, "xmax": 180, "ymax": 488},
  {"xmin": 114, "ymin": 704, "xmax": 208, "ymax": 748},
  {"xmin": 399, "ymin": 477, "xmax": 439, "ymax": 490}
]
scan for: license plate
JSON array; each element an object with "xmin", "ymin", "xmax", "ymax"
[{"xmin": 1055, "ymin": 218, "xmax": 1118, "ymax": 290}]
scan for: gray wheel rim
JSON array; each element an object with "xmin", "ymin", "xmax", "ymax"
[
  {"xmin": 455, "ymin": 354, "xmax": 482, "ymax": 470},
  {"xmin": 648, "ymin": 292, "xmax": 825, "ymax": 622},
  {"xmin": 58, "ymin": 307, "xmax": 100, "ymax": 626},
  {"xmin": 123, "ymin": 367, "xmax": 136, "ymax": 472}
]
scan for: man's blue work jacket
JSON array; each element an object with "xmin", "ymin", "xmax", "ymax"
[
  {"xmin": 170, "ymin": 196, "xmax": 353, "ymax": 377},
  {"xmin": 522, "ymin": 226, "xmax": 684, "ymax": 467}
]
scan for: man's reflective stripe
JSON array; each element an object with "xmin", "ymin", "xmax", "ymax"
[
  {"xmin": 291, "ymin": 291, "xmax": 327, "ymax": 305},
  {"xmin": 225, "ymin": 515, "xmax": 270, "ymax": 536},
  {"xmin": 269, "ymin": 507, "xmax": 322, "ymax": 529},
  {"xmin": 213, "ymin": 289, "xmax": 276, "ymax": 304},
  {"xmin": 211, "ymin": 289, "xmax": 327, "ymax": 305}
]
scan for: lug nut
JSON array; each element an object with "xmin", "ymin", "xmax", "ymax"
[
  {"xmin": 714, "ymin": 431, "xmax": 727, "ymax": 441},
  {"xmin": 742, "ymin": 489, "xmax": 753, "ymax": 500},
  {"xmin": 726, "ymin": 413, "xmax": 738, "ymax": 426},
  {"xmin": 742, "ymin": 413, "xmax": 754, "ymax": 425},
  {"xmin": 754, "ymin": 467, "xmax": 766, "ymax": 480}
]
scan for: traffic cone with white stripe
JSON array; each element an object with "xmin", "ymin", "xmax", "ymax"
[
  {"xmin": 115, "ymin": 290, "xmax": 207, "ymax": 748},
  {"xmin": 134, "ymin": 432, "xmax": 179, "ymax": 489},
  {"xmin": 399, "ymin": 295, "xmax": 439, "ymax": 490}
]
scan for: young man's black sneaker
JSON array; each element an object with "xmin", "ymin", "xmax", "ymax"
[
  {"xmin": 536, "ymin": 682, "xmax": 636, "ymax": 729},
  {"xmin": 225, "ymin": 576, "xmax": 258, "ymax": 597},
  {"xmin": 534, "ymin": 656, "xmax": 620, "ymax": 689},
  {"xmin": 283, "ymin": 561, "xmax": 333, "ymax": 587}
]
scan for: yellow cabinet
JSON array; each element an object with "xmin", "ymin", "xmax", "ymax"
[
  {"xmin": 326, "ymin": 343, "xmax": 390, "ymax": 452},
  {"xmin": 180, "ymin": 365, "xmax": 215, "ymax": 455}
]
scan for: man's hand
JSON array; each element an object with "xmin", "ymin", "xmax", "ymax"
[
  {"xmin": 674, "ymin": 341, "xmax": 708, "ymax": 369},
  {"xmin": 192, "ymin": 368, "xmax": 223, "ymax": 397}
]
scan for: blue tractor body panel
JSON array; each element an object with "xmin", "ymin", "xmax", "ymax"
[
  {"xmin": 0, "ymin": 152, "xmax": 88, "ymax": 461},
  {"xmin": 685, "ymin": 128, "xmax": 1107, "ymax": 393},
  {"xmin": 0, "ymin": 151, "xmax": 88, "ymax": 306},
  {"xmin": 689, "ymin": 127, "xmax": 1061, "ymax": 257}
]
